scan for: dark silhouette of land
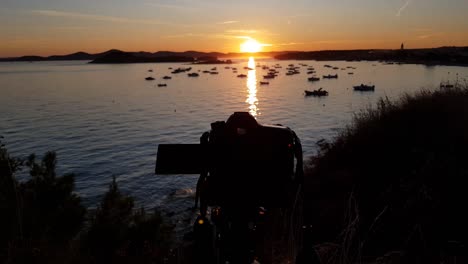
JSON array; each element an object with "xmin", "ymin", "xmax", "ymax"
[
  {"xmin": 0, "ymin": 50, "xmax": 110, "ymax": 62},
  {"xmin": 0, "ymin": 49, "xmax": 226, "ymax": 63},
  {"xmin": 90, "ymin": 50, "xmax": 195, "ymax": 64},
  {"xmin": 301, "ymin": 86, "xmax": 468, "ymax": 263},
  {"xmin": 2, "ymin": 47, "xmax": 468, "ymax": 66},
  {"xmin": 276, "ymin": 46, "xmax": 468, "ymax": 66},
  {"xmin": 0, "ymin": 50, "xmax": 288, "ymax": 62}
]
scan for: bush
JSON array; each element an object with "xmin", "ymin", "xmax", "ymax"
[
  {"xmin": 304, "ymin": 87, "xmax": 468, "ymax": 263},
  {"xmin": 0, "ymin": 141, "xmax": 173, "ymax": 264},
  {"xmin": 0, "ymin": 143, "xmax": 87, "ymax": 263},
  {"xmin": 21, "ymin": 152, "xmax": 87, "ymax": 242},
  {"xmin": 83, "ymin": 177, "xmax": 173, "ymax": 263},
  {"xmin": 0, "ymin": 138, "xmax": 23, "ymax": 259}
]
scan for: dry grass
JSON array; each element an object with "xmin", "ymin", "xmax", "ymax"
[{"xmin": 304, "ymin": 85, "xmax": 468, "ymax": 263}]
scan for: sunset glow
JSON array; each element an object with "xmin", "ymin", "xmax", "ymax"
[
  {"xmin": 240, "ymin": 39, "xmax": 262, "ymax": 53},
  {"xmin": 0, "ymin": 1, "xmax": 468, "ymax": 56}
]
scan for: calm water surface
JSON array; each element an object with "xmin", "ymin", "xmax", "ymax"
[{"xmin": 1, "ymin": 59, "xmax": 467, "ymax": 217}]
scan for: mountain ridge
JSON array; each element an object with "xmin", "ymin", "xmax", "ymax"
[{"xmin": 1, "ymin": 47, "xmax": 467, "ymax": 66}]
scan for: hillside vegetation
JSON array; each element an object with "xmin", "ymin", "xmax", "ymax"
[
  {"xmin": 0, "ymin": 143, "xmax": 173, "ymax": 264},
  {"xmin": 303, "ymin": 86, "xmax": 468, "ymax": 263}
]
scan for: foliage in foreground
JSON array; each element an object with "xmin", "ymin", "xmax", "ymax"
[
  {"xmin": 83, "ymin": 176, "xmax": 173, "ymax": 263},
  {"xmin": 304, "ymin": 87, "xmax": 468, "ymax": 263},
  {"xmin": 0, "ymin": 147, "xmax": 86, "ymax": 263},
  {"xmin": 0, "ymin": 141, "xmax": 173, "ymax": 264}
]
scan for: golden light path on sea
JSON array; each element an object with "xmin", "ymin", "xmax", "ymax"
[{"xmin": 246, "ymin": 57, "xmax": 258, "ymax": 117}]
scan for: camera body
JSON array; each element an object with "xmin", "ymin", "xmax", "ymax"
[
  {"xmin": 155, "ymin": 112, "xmax": 304, "ymax": 263},
  {"xmin": 156, "ymin": 112, "xmax": 303, "ymax": 208},
  {"xmin": 202, "ymin": 112, "xmax": 300, "ymax": 208}
]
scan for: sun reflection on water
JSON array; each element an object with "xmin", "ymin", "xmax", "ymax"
[{"xmin": 246, "ymin": 57, "xmax": 259, "ymax": 117}]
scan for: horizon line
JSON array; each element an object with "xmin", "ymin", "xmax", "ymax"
[{"xmin": 2, "ymin": 45, "xmax": 467, "ymax": 59}]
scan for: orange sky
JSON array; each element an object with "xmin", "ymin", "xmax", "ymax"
[{"xmin": 1, "ymin": 0, "xmax": 468, "ymax": 57}]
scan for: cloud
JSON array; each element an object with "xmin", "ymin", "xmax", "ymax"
[
  {"xmin": 396, "ymin": 0, "xmax": 413, "ymax": 17},
  {"xmin": 410, "ymin": 28, "xmax": 433, "ymax": 32},
  {"xmin": 162, "ymin": 33, "xmax": 208, "ymax": 38},
  {"xmin": 284, "ymin": 14, "xmax": 312, "ymax": 26},
  {"xmin": 161, "ymin": 29, "xmax": 276, "ymax": 44},
  {"xmin": 417, "ymin": 35, "xmax": 432, "ymax": 39},
  {"xmin": 275, "ymin": 42, "xmax": 305, "ymax": 46},
  {"xmin": 144, "ymin": 2, "xmax": 197, "ymax": 11},
  {"xmin": 161, "ymin": 33, "xmax": 248, "ymax": 40},
  {"xmin": 284, "ymin": 14, "xmax": 313, "ymax": 19},
  {"xmin": 226, "ymin": 29, "xmax": 258, "ymax": 34},
  {"xmin": 30, "ymin": 9, "xmax": 171, "ymax": 25},
  {"xmin": 416, "ymin": 32, "xmax": 443, "ymax": 39},
  {"xmin": 233, "ymin": 36, "xmax": 253, "ymax": 40},
  {"xmin": 224, "ymin": 29, "xmax": 278, "ymax": 37},
  {"xmin": 218, "ymin": 21, "xmax": 239, "ymax": 25},
  {"xmin": 312, "ymin": 40, "xmax": 354, "ymax": 44}
]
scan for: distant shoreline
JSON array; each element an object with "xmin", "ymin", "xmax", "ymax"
[
  {"xmin": 274, "ymin": 47, "xmax": 468, "ymax": 67},
  {"xmin": 1, "ymin": 47, "xmax": 467, "ymax": 67}
]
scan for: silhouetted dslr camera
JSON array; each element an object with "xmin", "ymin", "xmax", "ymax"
[{"xmin": 156, "ymin": 112, "xmax": 302, "ymax": 208}]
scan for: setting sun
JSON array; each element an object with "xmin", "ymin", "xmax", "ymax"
[{"xmin": 240, "ymin": 39, "xmax": 262, "ymax": 53}]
